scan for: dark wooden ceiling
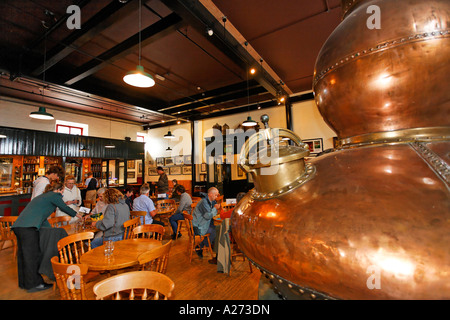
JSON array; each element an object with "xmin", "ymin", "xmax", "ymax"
[{"xmin": 0, "ymin": 0, "xmax": 342, "ymax": 128}]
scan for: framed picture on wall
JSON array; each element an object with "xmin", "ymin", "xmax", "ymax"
[
  {"xmin": 303, "ymin": 138, "xmax": 323, "ymax": 155},
  {"xmin": 174, "ymin": 155, "xmax": 184, "ymax": 166},
  {"xmin": 156, "ymin": 157, "xmax": 164, "ymax": 167},
  {"xmin": 148, "ymin": 167, "xmax": 158, "ymax": 176},
  {"xmin": 164, "ymin": 157, "xmax": 174, "ymax": 166},
  {"xmin": 169, "ymin": 166, "xmax": 181, "ymax": 175},
  {"xmin": 127, "ymin": 160, "xmax": 135, "ymax": 169},
  {"xmin": 138, "ymin": 162, "xmax": 142, "ymax": 174},
  {"xmin": 200, "ymin": 163, "xmax": 207, "ymax": 173},
  {"xmin": 127, "ymin": 172, "xmax": 135, "ymax": 179},
  {"xmin": 184, "ymin": 155, "xmax": 192, "ymax": 165},
  {"xmin": 182, "ymin": 165, "xmax": 192, "ymax": 175}
]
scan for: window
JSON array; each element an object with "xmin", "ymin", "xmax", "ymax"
[
  {"xmin": 137, "ymin": 135, "xmax": 145, "ymax": 142},
  {"xmin": 56, "ymin": 124, "xmax": 83, "ymax": 135}
]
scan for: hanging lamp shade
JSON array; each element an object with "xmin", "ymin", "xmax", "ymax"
[
  {"xmin": 242, "ymin": 116, "xmax": 257, "ymax": 127},
  {"xmin": 29, "ymin": 107, "xmax": 54, "ymax": 120},
  {"xmin": 166, "ymin": 146, "xmax": 172, "ymax": 151},
  {"xmin": 0, "ymin": 134, "xmax": 6, "ymax": 138},
  {"xmin": 164, "ymin": 130, "xmax": 175, "ymax": 139},
  {"xmin": 123, "ymin": 65, "xmax": 155, "ymax": 88},
  {"xmin": 105, "ymin": 141, "xmax": 116, "ymax": 148}
]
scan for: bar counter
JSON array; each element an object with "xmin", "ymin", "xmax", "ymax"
[{"xmin": 0, "ymin": 192, "xmax": 32, "ymax": 216}]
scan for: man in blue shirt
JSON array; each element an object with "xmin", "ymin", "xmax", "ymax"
[
  {"xmin": 133, "ymin": 184, "xmax": 164, "ymax": 226},
  {"xmin": 192, "ymin": 187, "xmax": 221, "ymax": 257}
]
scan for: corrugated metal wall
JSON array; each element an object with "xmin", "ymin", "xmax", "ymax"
[{"xmin": 0, "ymin": 126, "xmax": 145, "ymax": 159}]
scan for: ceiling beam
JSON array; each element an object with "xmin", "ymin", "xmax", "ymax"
[
  {"xmin": 64, "ymin": 12, "xmax": 184, "ymax": 86},
  {"xmin": 32, "ymin": 0, "xmax": 138, "ymax": 76},
  {"xmin": 161, "ymin": 0, "xmax": 291, "ymax": 98}
]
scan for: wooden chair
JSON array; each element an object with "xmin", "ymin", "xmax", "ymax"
[
  {"xmin": 123, "ymin": 217, "xmax": 141, "ymax": 240},
  {"xmin": 221, "ymin": 202, "xmax": 236, "ymax": 213},
  {"xmin": 156, "ymin": 199, "xmax": 176, "ymax": 209},
  {"xmin": 57, "ymin": 232, "xmax": 94, "ymax": 264},
  {"xmin": 138, "ymin": 240, "xmax": 172, "ymax": 273},
  {"xmin": 83, "ymin": 199, "xmax": 95, "ymax": 210},
  {"xmin": 48, "ymin": 215, "xmax": 72, "ymax": 228},
  {"xmin": 175, "ymin": 210, "xmax": 189, "ymax": 240},
  {"xmin": 57, "ymin": 231, "xmax": 99, "ymax": 283},
  {"xmin": 132, "ymin": 224, "xmax": 165, "ymax": 241},
  {"xmin": 183, "ymin": 213, "xmax": 213, "ymax": 262},
  {"xmin": 191, "ymin": 196, "xmax": 202, "ymax": 203},
  {"xmin": 50, "ymin": 256, "xmax": 89, "ymax": 300},
  {"xmin": 130, "ymin": 210, "xmax": 147, "ymax": 225},
  {"xmin": 93, "ymin": 271, "xmax": 175, "ymax": 300},
  {"xmin": 0, "ymin": 216, "xmax": 18, "ymax": 260}
]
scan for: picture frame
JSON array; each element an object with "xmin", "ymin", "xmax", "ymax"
[
  {"xmin": 200, "ymin": 163, "xmax": 207, "ymax": 173},
  {"xmin": 174, "ymin": 155, "xmax": 184, "ymax": 166},
  {"xmin": 138, "ymin": 162, "xmax": 142, "ymax": 174},
  {"xmin": 127, "ymin": 160, "xmax": 135, "ymax": 169},
  {"xmin": 169, "ymin": 166, "xmax": 181, "ymax": 175},
  {"xmin": 184, "ymin": 155, "xmax": 192, "ymax": 165},
  {"xmin": 148, "ymin": 167, "xmax": 158, "ymax": 176},
  {"xmin": 127, "ymin": 172, "xmax": 135, "ymax": 179},
  {"xmin": 182, "ymin": 165, "xmax": 192, "ymax": 175},
  {"xmin": 164, "ymin": 157, "xmax": 174, "ymax": 166},
  {"xmin": 303, "ymin": 138, "xmax": 323, "ymax": 155},
  {"xmin": 156, "ymin": 157, "xmax": 165, "ymax": 167}
]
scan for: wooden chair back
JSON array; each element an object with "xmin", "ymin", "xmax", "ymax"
[
  {"xmin": 50, "ymin": 256, "xmax": 89, "ymax": 300},
  {"xmin": 183, "ymin": 213, "xmax": 213, "ymax": 262},
  {"xmin": 221, "ymin": 202, "xmax": 236, "ymax": 213},
  {"xmin": 132, "ymin": 224, "xmax": 165, "ymax": 241},
  {"xmin": 156, "ymin": 199, "xmax": 176, "ymax": 209},
  {"xmin": 83, "ymin": 199, "xmax": 95, "ymax": 210},
  {"xmin": 93, "ymin": 271, "xmax": 175, "ymax": 300},
  {"xmin": 48, "ymin": 215, "xmax": 72, "ymax": 228},
  {"xmin": 138, "ymin": 240, "xmax": 172, "ymax": 273},
  {"xmin": 57, "ymin": 232, "xmax": 94, "ymax": 264},
  {"xmin": 123, "ymin": 217, "xmax": 141, "ymax": 240},
  {"xmin": 191, "ymin": 197, "xmax": 202, "ymax": 203},
  {"xmin": 130, "ymin": 211, "xmax": 147, "ymax": 224},
  {"xmin": 0, "ymin": 216, "xmax": 18, "ymax": 259}
]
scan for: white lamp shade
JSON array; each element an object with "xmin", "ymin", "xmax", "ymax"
[
  {"xmin": 123, "ymin": 65, "xmax": 155, "ymax": 88},
  {"xmin": 29, "ymin": 107, "xmax": 54, "ymax": 120}
]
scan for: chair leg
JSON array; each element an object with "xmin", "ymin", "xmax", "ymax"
[{"xmin": 176, "ymin": 221, "xmax": 182, "ymax": 240}]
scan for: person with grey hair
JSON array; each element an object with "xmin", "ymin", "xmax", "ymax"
[
  {"xmin": 133, "ymin": 183, "xmax": 164, "ymax": 226},
  {"xmin": 192, "ymin": 187, "xmax": 221, "ymax": 258}
]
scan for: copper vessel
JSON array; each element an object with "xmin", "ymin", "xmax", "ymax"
[{"xmin": 232, "ymin": 0, "xmax": 449, "ymax": 299}]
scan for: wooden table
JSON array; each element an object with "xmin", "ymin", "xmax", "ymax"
[
  {"xmin": 80, "ymin": 238, "xmax": 162, "ymax": 271},
  {"xmin": 62, "ymin": 224, "xmax": 98, "ymax": 236}
]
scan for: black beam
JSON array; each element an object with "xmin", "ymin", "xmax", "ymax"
[
  {"xmin": 32, "ymin": 0, "xmax": 137, "ymax": 76},
  {"xmin": 161, "ymin": 0, "xmax": 288, "ymax": 98},
  {"xmin": 64, "ymin": 12, "xmax": 183, "ymax": 85}
]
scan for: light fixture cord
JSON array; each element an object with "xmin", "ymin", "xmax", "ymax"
[{"xmin": 139, "ymin": 0, "xmax": 142, "ymax": 66}]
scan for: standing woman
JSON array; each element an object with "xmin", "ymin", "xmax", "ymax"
[
  {"xmin": 12, "ymin": 182, "xmax": 82, "ymax": 292},
  {"xmin": 91, "ymin": 188, "xmax": 130, "ymax": 248}
]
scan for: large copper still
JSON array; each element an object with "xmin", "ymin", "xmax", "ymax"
[{"xmin": 232, "ymin": 0, "xmax": 449, "ymax": 299}]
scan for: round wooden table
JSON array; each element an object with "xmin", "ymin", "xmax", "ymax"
[{"xmin": 80, "ymin": 238, "xmax": 162, "ymax": 271}]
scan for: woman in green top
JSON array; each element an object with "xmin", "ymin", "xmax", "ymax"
[{"xmin": 12, "ymin": 182, "xmax": 81, "ymax": 292}]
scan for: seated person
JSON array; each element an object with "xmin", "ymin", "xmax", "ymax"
[
  {"xmin": 133, "ymin": 183, "xmax": 164, "ymax": 226},
  {"xmin": 192, "ymin": 187, "xmax": 220, "ymax": 258},
  {"xmin": 168, "ymin": 185, "xmax": 192, "ymax": 239},
  {"xmin": 124, "ymin": 186, "xmax": 134, "ymax": 211},
  {"xmin": 91, "ymin": 188, "xmax": 130, "ymax": 248},
  {"xmin": 85, "ymin": 187, "xmax": 107, "ymax": 217},
  {"xmin": 209, "ymin": 192, "xmax": 246, "ymax": 265},
  {"xmin": 56, "ymin": 175, "xmax": 82, "ymax": 224}
]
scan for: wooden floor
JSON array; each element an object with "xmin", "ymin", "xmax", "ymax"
[{"xmin": 0, "ymin": 229, "xmax": 261, "ymax": 300}]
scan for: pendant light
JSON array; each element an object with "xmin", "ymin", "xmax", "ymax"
[
  {"xmin": 123, "ymin": 0, "xmax": 155, "ymax": 88},
  {"xmin": 164, "ymin": 130, "xmax": 175, "ymax": 139},
  {"xmin": 242, "ymin": 67, "xmax": 257, "ymax": 127},
  {"xmin": 105, "ymin": 109, "xmax": 115, "ymax": 148},
  {"xmin": 30, "ymin": 107, "xmax": 54, "ymax": 120},
  {"xmin": 30, "ymin": 33, "xmax": 54, "ymax": 120},
  {"xmin": 242, "ymin": 116, "xmax": 257, "ymax": 127}
]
